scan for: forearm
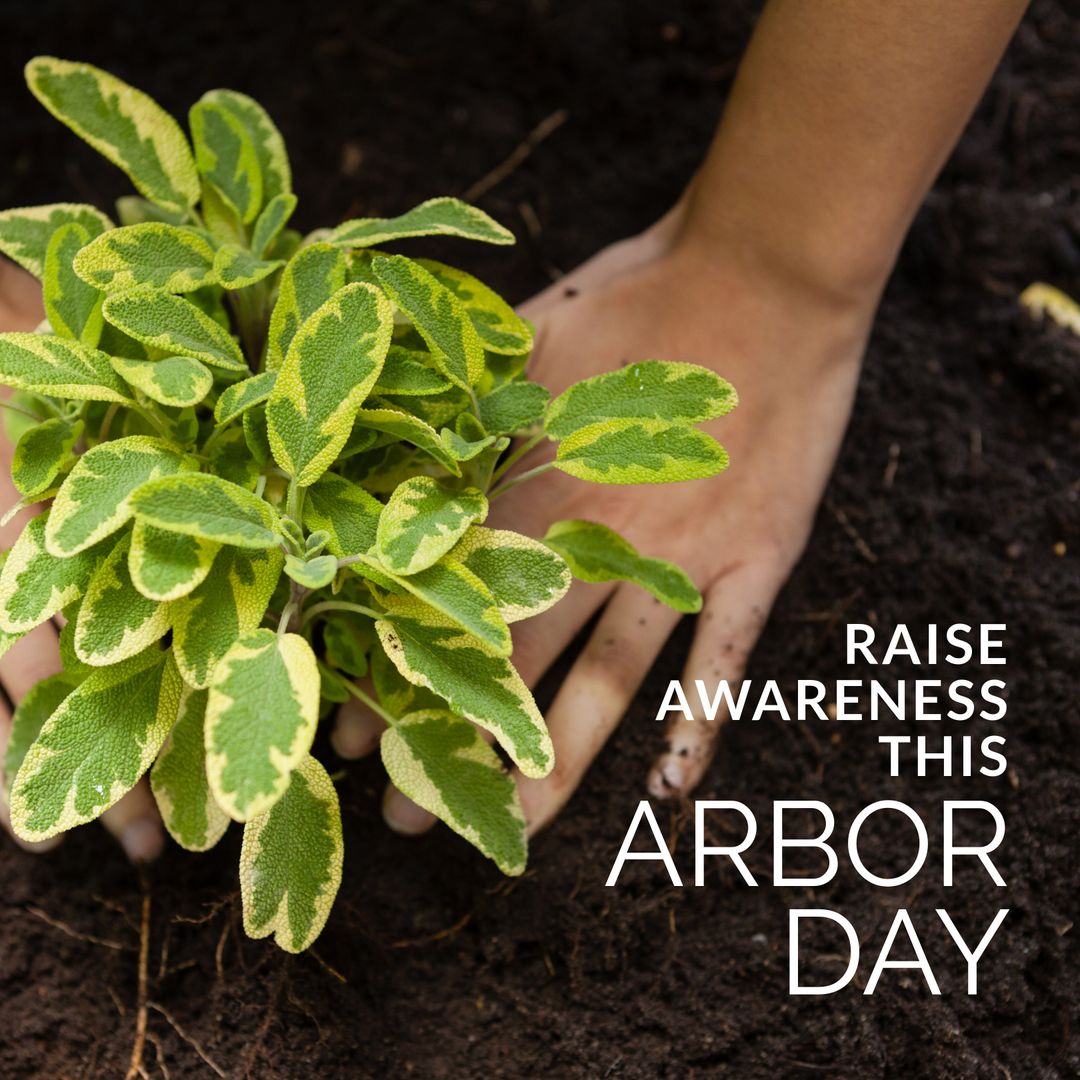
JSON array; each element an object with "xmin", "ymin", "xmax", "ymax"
[{"xmin": 680, "ymin": 0, "xmax": 1028, "ymax": 305}]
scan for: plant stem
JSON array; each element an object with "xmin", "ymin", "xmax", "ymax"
[
  {"xmin": 277, "ymin": 601, "xmax": 296, "ymax": 635},
  {"xmin": 343, "ymin": 681, "xmax": 398, "ymax": 727},
  {"xmin": 489, "ymin": 431, "xmax": 545, "ymax": 487},
  {"xmin": 488, "ymin": 460, "xmax": 555, "ymax": 501},
  {"xmin": 0, "ymin": 399, "xmax": 46, "ymax": 422},
  {"xmin": 300, "ymin": 600, "xmax": 382, "ymax": 627},
  {"xmin": 97, "ymin": 402, "xmax": 120, "ymax": 443}
]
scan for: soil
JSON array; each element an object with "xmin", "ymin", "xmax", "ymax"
[{"xmin": 1, "ymin": 2, "xmax": 1079, "ymax": 1077}]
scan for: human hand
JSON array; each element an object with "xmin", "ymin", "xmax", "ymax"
[
  {"xmin": 335, "ymin": 201, "xmax": 880, "ymax": 835},
  {"xmin": 0, "ymin": 258, "xmax": 164, "ymax": 861}
]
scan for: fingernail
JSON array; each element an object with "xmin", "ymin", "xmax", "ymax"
[
  {"xmin": 331, "ymin": 701, "xmax": 383, "ymax": 759},
  {"xmin": 662, "ymin": 760, "xmax": 684, "ymax": 792},
  {"xmin": 383, "ymin": 790, "xmax": 435, "ymax": 835},
  {"xmin": 121, "ymin": 818, "xmax": 164, "ymax": 864},
  {"xmin": 14, "ymin": 834, "xmax": 62, "ymax": 854}
]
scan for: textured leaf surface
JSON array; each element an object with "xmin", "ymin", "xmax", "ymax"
[
  {"xmin": 102, "ymin": 286, "xmax": 246, "ymax": 371},
  {"xmin": 0, "ymin": 203, "xmax": 111, "ymax": 278},
  {"xmin": 110, "ymin": 355, "xmax": 213, "ymax": 407},
  {"xmin": 351, "ymin": 407, "xmax": 462, "ymax": 474},
  {"xmin": 129, "ymin": 519, "xmax": 219, "ymax": 601},
  {"xmin": 284, "ymin": 553, "xmax": 337, "ymax": 589},
  {"xmin": 252, "ymin": 193, "xmax": 297, "ymax": 257},
  {"xmin": 11, "ymin": 417, "xmax": 81, "ymax": 499},
  {"xmin": 201, "ymin": 90, "xmax": 291, "ymax": 205},
  {"xmin": 545, "ymin": 360, "xmax": 737, "ymax": 439},
  {"xmin": 73, "ymin": 223, "xmax": 215, "ymax": 293},
  {"xmin": 26, "ymin": 57, "xmax": 198, "ymax": 214},
  {"xmin": 47, "ymin": 436, "xmax": 190, "ymax": 556},
  {"xmin": 0, "ymin": 332, "xmax": 132, "ymax": 403},
  {"xmin": 376, "ymin": 476, "xmax": 487, "ymax": 575},
  {"xmin": 330, "ymin": 197, "xmax": 513, "ymax": 248},
  {"xmin": 9, "ymin": 648, "xmax": 181, "ymax": 842},
  {"xmin": 171, "ymin": 546, "xmax": 282, "ymax": 688},
  {"xmin": 3, "ymin": 672, "xmax": 81, "ymax": 799},
  {"xmin": 240, "ymin": 754, "xmax": 342, "ymax": 953},
  {"xmin": 206, "ymin": 629, "xmax": 319, "ymax": 821},
  {"xmin": 373, "ymin": 254, "xmax": 484, "ymax": 389},
  {"xmin": 302, "ymin": 473, "xmax": 382, "ymax": 558},
  {"xmin": 266, "ymin": 243, "xmax": 346, "ymax": 370},
  {"xmin": 416, "ymin": 258, "xmax": 532, "ymax": 355},
  {"xmin": 376, "ymin": 595, "xmax": 552, "ymax": 778},
  {"xmin": 75, "ymin": 532, "xmax": 171, "ymax": 665},
  {"xmin": 454, "ymin": 526, "xmax": 571, "ymax": 622},
  {"xmin": 213, "ymin": 244, "xmax": 283, "ymax": 289},
  {"xmin": 215, "ymin": 370, "xmax": 276, "ymax": 424},
  {"xmin": 190, "ymin": 100, "xmax": 262, "ymax": 223},
  {"xmin": 131, "ymin": 472, "xmax": 281, "ymax": 549},
  {"xmin": 267, "ymin": 282, "xmax": 393, "ymax": 486},
  {"xmin": 382, "ymin": 710, "xmax": 526, "ymax": 874},
  {"xmin": 150, "ymin": 687, "xmax": 228, "ymax": 851},
  {"xmin": 44, "ymin": 222, "xmax": 104, "ymax": 344},
  {"xmin": 555, "ymin": 419, "xmax": 730, "ymax": 484},
  {"xmin": 0, "ymin": 515, "xmax": 99, "ymax": 633},
  {"xmin": 544, "ymin": 519, "xmax": 702, "ymax": 612},
  {"xmin": 478, "ymin": 381, "xmax": 550, "ymax": 435},
  {"xmin": 372, "ymin": 346, "xmax": 452, "ymax": 397}
]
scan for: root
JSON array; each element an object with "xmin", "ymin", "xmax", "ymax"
[{"xmin": 124, "ymin": 880, "xmax": 152, "ymax": 1080}]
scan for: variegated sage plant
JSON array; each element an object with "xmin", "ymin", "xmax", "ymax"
[{"xmin": 0, "ymin": 58, "xmax": 736, "ymax": 952}]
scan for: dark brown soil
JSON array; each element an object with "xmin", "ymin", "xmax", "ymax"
[{"xmin": 1, "ymin": 2, "xmax": 1079, "ymax": 1077}]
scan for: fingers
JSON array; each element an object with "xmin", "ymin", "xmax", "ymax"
[
  {"xmin": 647, "ymin": 564, "xmax": 782, "ymax": 800},
  {"xmin": 516, "ymin": 586, "xmax": 682, "ymax": 836},
  {"xmin": 100, "ymin": 779, "xmax": 165, "ymax": 863},
  {"xmin": 0, "ymin": 621, "xmax": 63, "ymax": 702},
  {"xmin": 331, "ymin": 676, "xmax": 384, "ymax": 759}
]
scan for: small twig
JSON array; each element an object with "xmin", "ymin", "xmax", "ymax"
[
  {"xmin": 148, "ymin": 1002, "xmax": 226, "ymax": 1078},
  {"xmin": 390, "ymin": 911, "xmax": 472, "ymax": 948},
  {"xmin": 883, "ymin": 442, "xmax": 900, "ymax": 489},
  {"xmin": 309, "ymin": 948, "xmax": 347, "ymax": 983},
  {"xmin": 124, "ymin": 883, "xmax": 152, "ymax": 1080},
  {"xmin": 826, "ymin": 498, "xmax": 878, "ymax": 564},
  {"xmin": 25, "ymin": 905, "xmax": 131, "ymax": 952},
  {"xmin": 463, "ymin": 109, "xmax": 568, "ymax": 203}
]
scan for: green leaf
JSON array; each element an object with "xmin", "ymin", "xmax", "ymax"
[
  {"xmin": 206, "ymin": 629, "xmax": 319, "ymax": 821},
  {"xmin": 352, "ymin": 406, "xmax": 462, "ymax": 475},
  {"xmin": 102, "ymin": 286, "xmax": 247, "ymax": 371},
  {"xmin": 477, "ymin": 380, "xmax": 550, "ymax": 435},
  {"xmin": 44, "ymin": 222, "xmax": 104, "ymax": 345},
  {"xmin": 284, "ymin": 553, "xmax": 337, "ymax": 589},
  {"xmin": 239, "ymin": 754, "xmax": 342, "ymax": 953},
  {"xmin": 252, "ymin": 193, "xmax": 298, "ymax": 258},
  {"xmin": 376, "ymin": 595, "xmax": 551, "ymax": 778},
  {"xmin": 382, "ymin": 710, "xmax": 527, "ymax": 875},
  {"xmin": 0, "ymin": 515, "xmax": 100, "ymax": 633},
  {"xmin": 129, "ymin": 519, "xmax": 220, "ymax": 602},
  {"xmin": 544, "ymin": 519, "xmax": 702, "ymax": 613},
  {"xmin": 214, "ymin": 370, "xmax": 276, "ymax": 425},
  {"xmin": 212, "ymin": 244, "xmax": 284, "ymax": 290},
  {"xmin": 266, "ymin": 243, "xmax": 347, "ymax": 371},
  {"xmin": 267, "ymin": 282, "xmax": 393, "ymax": 487},
  {"xmin": 372, "ymin": 346, "xmax": 452, "ymax": 397},
  {"xmin": 330, "ymin": 197, "xmax": 513, "ymax": 248},
  {"xmin": 110, "ymin": 355, "xmax": 213, "ymax": 407},
  {"xmin": 322, "ymin": 614, "xmax": 370, "ymax": 678},
  {"xmin": 130, "ymin": 472, "xmax": 281, "ymax": 549},
  {"xmin": 545, "ymin": 360, "xmax": 737, "ymax": 439},
  {"xmin": 358, "ymin": 554, "xmax": 510, "ymax": 655},
  {"xmin": 200, "ymin": 90, "xmax": 291, "ymax": 205},
  {"xmin": 9, "ymin": 648, "xmax": 182, "ymax": 842},
  {"xmin": 26, "ymin": 57, "xmax": 199, "ymax": 215},
  {"xmin": 72, "ymin": 223, "xmax": 216, "ymax": 294},
  {"xmin": 189, "ymin": 100, "xmax": 262, "ymax": 224},
  {"xmin": 74, "ymin": 531, "xmax": 170, "ymax": 665},
  {"xmin": 439, "ymin": 425, "xmax": 501, "ymax": 463},
  {"xmin": 372, "ymin": 254, "xmax": 484, "ymax": 389},
  {"xmin": 206, "ymin": 425, "xmax": 260, "ymax": 490},
  {"xmin": 150, "ymin": 687, "xmax": 228, "ymax": 851},
  {"xmin": 0, "ymin": 203, "xmax": 111, "ymax": 278},
  {"xmin": 3, "ymin": 672, "xmax": 81, "ymax": 800},
  {"xmin": 302, "ymin": 472, "xmax": 382, "ymax": 558},
  {"xmin": 376, "ymin": 476, "xmax": 487, "ymax": 575},
  {"xmin": 115, "ymin": 195, "xmax": 187, "ymax": 227},
  {"xmin": 171, "ymin": 546, "xmax": 283, "ymax": 689},
  {"xmin": 371, "ymin": 643, "xmax": 446, "ymax": 716},
  {"xmin": 0, "ymin": 332, "xmax": 133, "ymax": 404},
  {"xmin": 415, "ymin": 258, "xmax": 533, "ymax": 355},
  {"xmin": 453, "ymin": 526, "xmax": 571, "ymax": 622},
  {"xmin": 46, "ymin": 436, "xmax": 192, "ymax": 556},
  {"xmin": 11, "ymin": 417, "xmax": 82, "ymax": 499},
  {"xmin": 555, "ymin": 419, "xmax": 730, "ymax": 484}
]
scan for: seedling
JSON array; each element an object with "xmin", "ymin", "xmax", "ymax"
[{"xmin": 0, "ymin": 58, "xmax": 736, "ymax": 952}]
